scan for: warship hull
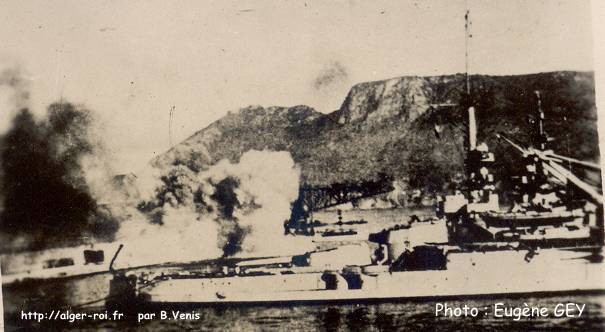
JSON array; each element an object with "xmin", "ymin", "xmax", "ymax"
[{"xmin": 137, "ymin": 248, "xmax": 604, "ymax": 305}]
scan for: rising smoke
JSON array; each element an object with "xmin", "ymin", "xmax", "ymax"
[
  {"xmin": 0, "ymin": 103, "xmax": 118, "ymax": 251},
  {"xmin": 1, "ymin": 106, "xmax": 309, "ymax": 260},
  {"xmin": 116, "ymin": 150, "xmax": 312, "ymax": 267},
  {"xmin": 0, "ymin": 66, "xmax": 309, "ymax": 261}
]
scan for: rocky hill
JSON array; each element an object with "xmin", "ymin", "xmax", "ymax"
[{"xmin": 153, "ymin": 71, "xmax": 598, "ymax": 194}]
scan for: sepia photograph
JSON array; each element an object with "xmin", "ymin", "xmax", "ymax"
[{"xmin": 1, "ymin": 0, "xmax": 604, "ymax": 330}]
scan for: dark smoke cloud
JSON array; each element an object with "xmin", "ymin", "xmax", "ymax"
[
  {"xmin": 137, "ymin": 165, "xmax": 209, "ymax": 225},
  {"xmin": 137, "ymin": 167, "xmax": 251, "ymax": 257},
  {"xmin": 211, "ymin": 177, "xmax": 250, "ymax": 257},
  {"xmin": 0, "ymin": 103, "xmax": 118, "ymax": 251}
]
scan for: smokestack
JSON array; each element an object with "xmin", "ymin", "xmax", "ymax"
[{"xmin": 468, "ymin": 106, "xmax": 477, "ymax": 150}]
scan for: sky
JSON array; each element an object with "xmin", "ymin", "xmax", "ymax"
[{"xmin": 0, "ymin": 0, "xmax": 597, "ymax": 173}]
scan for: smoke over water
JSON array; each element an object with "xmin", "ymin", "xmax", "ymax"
[
  {"xmin": 0, "ymin": 103, "xmax": 118, "ymax": 251},
  {"xmin": 0, "ymin": 65, "xmax": 310, "ymax": 264},
  {"xmin": 115, "ymin": 150, "xmax": 313, "ymax": 267}
]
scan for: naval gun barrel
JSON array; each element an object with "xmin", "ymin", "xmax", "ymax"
[
  {"xmin": 545, "ymin": 152, "xmax": 601, "ymax": 170},
  {"xmin": 495, "ymin": 132, "xmax": 603, "ymax": 203}
]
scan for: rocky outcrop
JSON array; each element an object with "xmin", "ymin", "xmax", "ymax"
[{"xmin": 152, "ymin": 71, "xmax": 598, "ymax": 192}]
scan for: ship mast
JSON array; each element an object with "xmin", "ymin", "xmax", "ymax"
[
  {"xmin": 464, "ymin": 8, "xmax": 471, "ymax": 96},
  {"xmin": 465, "ymin": 7, "xmax": 477, "ymax": 152},
  {"xmin": 462, "ymin": 6, "xmax": 496, "ymax": 206}
]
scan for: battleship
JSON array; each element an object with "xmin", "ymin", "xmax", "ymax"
[
  {"xmin": 109, "ymin": 89, "xmax": 603, "ymax": 306},
  {"xmin": 104, "ymin": 23, "xmax": 605, "ymax": 308}
]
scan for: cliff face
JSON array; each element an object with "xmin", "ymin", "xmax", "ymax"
[
  {"xmin": 335, "ymin": 75, "xmax": 462, "ymax": 125},
  {"xmin": 152, "ymin": 71, "xmax": 598, "ymax": 192},
  {"xmin": 152, "ymin": 105, "xmax": 323, "ymax": 170}
]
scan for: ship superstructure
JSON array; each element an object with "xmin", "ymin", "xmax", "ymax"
[{"xmin": 443, "ymin": 89, "xmax": 603, "ymax": 247}]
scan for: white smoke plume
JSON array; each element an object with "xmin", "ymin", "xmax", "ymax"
[{"xmin": 113, "ymin": 150, "xmax": 313, "ymax": 268}]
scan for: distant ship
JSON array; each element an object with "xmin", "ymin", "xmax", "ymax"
[{"xmin": 1, "ymin": 243, "xmax": 118, "ymax": 285}]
